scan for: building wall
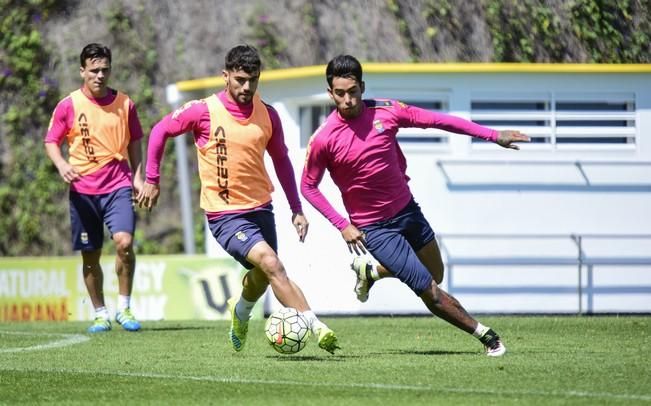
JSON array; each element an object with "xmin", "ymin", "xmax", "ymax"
[{"xmin": 202, "ymin": 67, "xmax": 651, "ymax": 314}]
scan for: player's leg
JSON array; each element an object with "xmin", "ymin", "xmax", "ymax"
[
  {"xmin": 245, "ymin": 241, "xmax": 310, "ymax": 310},
  {"xmin": 412, "ymin": 241, "xmax": 477, "ymax": 331},
  {"xmin": 417, "ymin": 254, "xmax": 507, "ymax": 357},
  {"xmin": 350, "ymin": 199, "xmax": 436, "ymax": 302},
  {"xmin": 349, "ymin": 256, "xmax": 392, "ymax": 302},
  {"xmin": 81, "ymin": 249, "xmax": 104, "ymax": 309},
  {"xmin": 209, "ymin": 212, "xmax": 262, "ymax": 351},
  {"xmin": 70, "ymin": 191, "xmax": 111, "ymax": 333},
  {"xmin": 81, "ymin": 249, "xmax": 111, "ymax": 332},
  {"xmin": 415, "ymin": 239, "xmax": 444, "ymax": 284},
  {"xmin": 365, "ymin": 199, "xmax": 506, "ymax": 356},
  {"xmin": 113, "ymin": 231, "xmax": 135, "ymax": 299},
  {"xmin": 408, "ymin": 200, "xmax": 505, "ymax": 356},
  {"xmin": 209, "ymin": 207, "xmax": 338, "ymax": 353},
  {"xmin": 105, "ymin": 187, "xmax": 140, "ymax": 331},
  {"xmin": 415, "ymin": 238, "xmax": 505, "ymax": 355},
  {"xmin": 242, "ymin": 241, "xmax": 339, "ymax": 353}
]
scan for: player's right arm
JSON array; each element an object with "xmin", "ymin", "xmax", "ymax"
[
  {"xmin": 44, "ymin": 97, "xmax": 80, "ymax": 183},
  {"xmin": 137, "ymin": 100, "xmax": 209, "ymax": 210},
  {"xmin": 300, "ymin": 135, "xmax": 350, "ymax": 230},
  {"xmin": 301, "ymin": 140, "xmax": 368, "ymax": 254},
  {"xmin": 45, "ymin": 142, "xmax": 80, "ymax": 183}
]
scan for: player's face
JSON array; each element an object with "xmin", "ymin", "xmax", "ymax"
[
  {"xmin": 80, "ymin": 57, "xmax": 111, "ymax": 98},
  {"xmin": 328, "ymin": 76, "xmax": 364, "ymax": 120},
  {"xmin": 223, "ymin": 69, "xmax": 259, "ymax": 105}
]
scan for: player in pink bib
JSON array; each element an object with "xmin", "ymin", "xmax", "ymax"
[
  {"xmin": 301, "ymin": 55, "xmax": 530, "ymax": 356},
  {"xmin": 138, "ymin": 45, "xmax": 339, "ymax": 354}
]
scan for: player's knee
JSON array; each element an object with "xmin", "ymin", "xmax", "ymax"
[
  {"xmin": 260, "ymin": 253, "xmax": 282, "ymax": 273},
  {"xmin": 113, "ymin": 233, "xmax": 134, "ymax": 258},
  {"xmin": 430, "ymin": 259, "xmax": 444, "ymax": 284},
  {"xmin": 420, "ymin": 281, "xmax": 441, "ymax": 305},
  {"xmin": 433, "ymin": 267, "xmax": 444, "ymax": 285},
  {"xmin": 81, "ymin": 249, "xmax": 102, "ymax": 270},
  {"xmin": 259, "ymin": 253, "xmax": 283, "ymax": 275}
]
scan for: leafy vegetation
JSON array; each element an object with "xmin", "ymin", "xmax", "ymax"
[
  {"xmin": 0, "ymin": 1, "xmax": 67, "ymax": 255},
  {"xmin": 246, "ymin": 6, "xmax": 289, "ymax": 69},
  {"xmin": 568, "ymin": 0, "xmax": 650, "ymax": 62},
  {"xmin": 484, "ymin": 0, "xmax": 650, "ymax": 62},
  {"xmin": 1, "ymin": 0, "xmax": 649, "ymax": 256}
]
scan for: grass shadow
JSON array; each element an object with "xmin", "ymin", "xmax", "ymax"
[
  {"xmin": 144, "ymin": 326, "xmax": 215, "ymax": 332},
  {"xmin": 376, "ymin": 349, "xmax": 475, "ymax": 356},
  {"xmin": 265, "ymin": 354, "xmax": 352, "ymax": 362}
]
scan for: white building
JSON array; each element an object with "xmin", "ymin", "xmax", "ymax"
[{"xmin": 167, "ymin": 63, "xmax": 651, "ymax": 314}]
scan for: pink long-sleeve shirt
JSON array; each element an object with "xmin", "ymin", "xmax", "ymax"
[
  {"xmin": 301, "ymin": 99, "xmax": 498, "ymax": 230},
  {"xmin": 146, "ymin": 90, "xmax": 302, "ymax": 217},
  {"xmin": 44, "ymin": 89, "xmax": 143, "ymax": 194}
]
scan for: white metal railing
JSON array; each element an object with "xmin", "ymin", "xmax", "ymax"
[
  {"xmin": 438, "ymin": 233, "xmax": 651, "ymax": 314},
  {"xmin": 437, "ymin": 160, "xmax": 651, "ymax": 192}
]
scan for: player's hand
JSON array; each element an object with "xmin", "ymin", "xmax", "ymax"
[
  {"xmin": 137, "ymin": 182, "xmax": 160, "ymax": 211},
  {"xmin": 132, "ymin": 175, "xmax": 145, "ymax": 197},
  {"xmin": 57, "ymin": 162, "xmax": 81, "ymax": 183},
  {"xmin": 341, "ymin": 224, "xmax": 367, "ymax": 255},
  {"xmin": 292, "ymin": 212, "xmax": 309, "ymax": 242},
  {"xmin": 496, "ymin": 130, "xmax": 530, "ymax": 150}
]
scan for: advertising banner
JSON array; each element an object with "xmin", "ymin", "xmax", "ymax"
[{"xmin": 0, "ymin": 256, "xmax": 264, "ymax": 322}]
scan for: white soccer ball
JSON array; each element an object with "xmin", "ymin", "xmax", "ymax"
[{"xmin": 264, "ymin": 307, "xmax": 310, "ymax": 354}]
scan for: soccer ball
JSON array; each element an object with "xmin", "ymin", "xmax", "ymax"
[{"xmin": 264, "ymin": 307, "xmax": 310, "ymax": 354}]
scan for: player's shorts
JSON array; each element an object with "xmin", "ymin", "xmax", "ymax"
[
  {"xmin": 207, "ymin": 205, "xmax": 278, "ymax": 270},
  {"xmin": 359, "ymin": 198, "xmax": 435, "ymax": 295},
  {"xmin": 69, "ymin": 187, "xmax": 135, "ymax": 251}
]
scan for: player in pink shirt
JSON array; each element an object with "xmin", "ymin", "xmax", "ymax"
[
  {"xmin": 138, "ymin": 45, "xmax": 339, "ymax": 354},
  {"xmin": 302, "ymin": 55, "xmax": 530, "ymax": 356},
  {"xmin": 44, "ymin": 43, "xmax": 144, "ymax": 333}
]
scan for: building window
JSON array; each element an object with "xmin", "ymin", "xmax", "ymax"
[
  {"xmin": 299, "ymin": 104, "xmax": 335, "ymax": 147},
  {"xmin": 555, "ymin": 99, "xmax": 635, "ymax": 145},
  {"xmin": 396, "ymin": 100, "xmax": 449, "ymax": 148},
  {"xmin": 471, "ymin": 97, "xmax": 551, "ymax": 144},
  {"xmin": 470, "ymin": 93, "xmax": 636, "ymax": 148}
]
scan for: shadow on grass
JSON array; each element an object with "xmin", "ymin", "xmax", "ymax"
[
  {"xmin": 376, "ymin": 349, "xmax": 476, "ymax": 356},
  {"xmin": 143, "ymin": 326, "xmax": 215, "ymax": 332},
  {"xmin": 266, "ymin": 354, "xmax": 351, "ymax": 362}
]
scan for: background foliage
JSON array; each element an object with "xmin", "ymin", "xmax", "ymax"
[{"xmin": 1, "ymin": 0, "xmax": 649, "ymax": 256}]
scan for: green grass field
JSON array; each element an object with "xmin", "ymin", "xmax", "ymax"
[{"xmin": 1, "ymin": 316, "xmax": 649, "ymax": 405}]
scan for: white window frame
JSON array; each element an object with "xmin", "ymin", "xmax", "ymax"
[{"xmin": 470, "ymin": 91, "xmax": 637, "ymax": 152}]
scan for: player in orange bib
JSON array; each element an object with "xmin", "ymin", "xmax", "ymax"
[
  {"xmin": 45, "ymin": 43, "xmax": 144, "ymax": 333},
  {"xmin": 138, "ymin": 45, "xmax": 339, "ymax": 354}
]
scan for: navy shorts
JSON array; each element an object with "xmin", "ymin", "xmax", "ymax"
[
  {"xmin": 70, "ymin": 187, "xmax": 136, "ymax": 251},
  {"xmin": 207, "ymin": 205, "xmax": 278, "ymax": 270},
  {"xmin": 360, "ymin": 198, "xmax": 436, "ymax": 295}
]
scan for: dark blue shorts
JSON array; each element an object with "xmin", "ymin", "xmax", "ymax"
[
  {"xmin": 69, "ymin": 187, "xmax": 135, "ymax": 251},
  {"xmin": 207, "ymin": 205, "xmax": 277, "ymax": 270},
  {"xmin": 360, "ymin": 198, "xmax": 435, "ymax": 295}
]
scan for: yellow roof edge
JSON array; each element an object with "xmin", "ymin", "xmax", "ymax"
[{"xmin": 175, "ymin": 63, "xmax": 651, "ymax": 92}]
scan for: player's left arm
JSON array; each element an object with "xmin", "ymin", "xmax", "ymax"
[
  {"xmin": 266, "ymin": 105, "xmax": 309, "ymax": 242},
  {"xmin": 127, "ymin": 101, "xmax": 145, "ymax": 195},
  {"xmin": 397, "ymin": 101, "xmax": 530, "ymax": 146},
  {"xmin": 495, "ymin": 130, "xmax": 530, "ymax": 150}
]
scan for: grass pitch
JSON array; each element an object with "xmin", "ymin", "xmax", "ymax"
[{"xmin": 1, "ymin": 316, "xmax": 649, "ymax": 405}]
